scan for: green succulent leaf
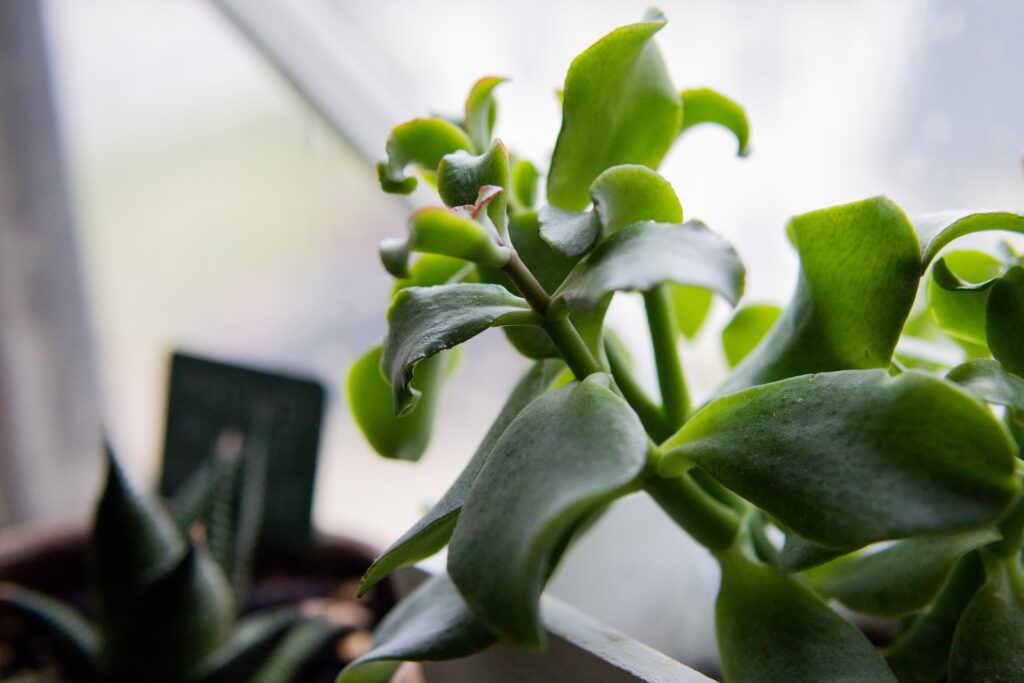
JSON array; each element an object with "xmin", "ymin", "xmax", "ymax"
[
  {"xmin": 671, "ymin": 285, "xmax": 714, "ymax": 339},
  {"xmin": 382, "ymin": 284, "xmax": 539, "ymax": 414},
  {"xmin": 358, "ymin": 360, "xmax": 564, "ymax": 594},
  {"xmin": 510, "ymin": 158, "xmax": 540, "ymax": 210},
  {"xmin": 538, "ymin": 205, "xmax": 601, "ymax": 258},
  {"xmin": 348, "ymin": 347, "xmax": 446, "ymax": 462},
  {"xmin": 436, "ymin": 141, "xmax": 510, "ymax": 235},
  {"xmin": 589, "ymin": 164, "xmax": 683, "ymax": 233},
  {"xmin": 720, "ymin": 196, "xmax": 921, "ymax": 394},
  {"xmin": 716, "ymin": 549, "xmax": 896, "ymax": 683},
  {"xmin": 679, "ymin": 87, "xmax": 750, "ymax": 156},
  {"xmin": 340, "ymin": 574, "xmax": 498, "ymax": 683},
  {"xmin": 377, "ymin": 118, "xmax": 473, "ymax": 194},
  {"xmin": 93, "ymin": 445, "xmax": 186, "ymax": 623},
  {"xmin": 250, "ymin": 617, "xmax": 345, "ymax": 683},
  {"xmin": 660, "ymin": 369, "xmax": 1020, "ymax": 548},
  {"xmin": 552, "ymin": 220, "xmax": 744, "ymax": 314},
  {"xmin": 0, "ymin": 583, "xmax": 101, "ymax": 681},
  {"xmin": 777, "ymin": 533, "xmax": 855, "ymax": 573},
  {"xmin": 947, "ymin": 358, "xmax": 1024, "ymax": 410},
  {"xmin": 404, "ymin": 205, "xmax": 511, "ymax": 269},
  {"xmin": 192, "ymin": 609, "xmax": 298, "ymax": 683},
  {"xmin": 464, "ymin": 76, "xmax": 506, "ymax": 153},
  {"xmin": 447, "ymin": 375, "xmax": 647, "ymax": 646},
  {"xmin": 986, "ymin": 266, "xmax": 1024, "ymax": 377},
  {"xmin": 805, "ymin": 529, "xmax": 1000, "ymax": 618},
  {"xmin": 547, "ymin": 10, "xmax": 681, "ymax": 210},
  {"xmin": 913, "ymin": 210, "xmax": 1024, "ymax": 270},
  {"xmin": 721, "ymin": 303, "xmax": 782, "ymax": 368},
  {"xmin": 948, "ymin": 556, "xmax": 1024, "ymax": 682},
  {"xmin": 927, "ymin": 251, "xmax": 1002, "ymax": 347},
  {"xmin": 394, "ymin": 254, "xmax": 472, "ymax": 293}
]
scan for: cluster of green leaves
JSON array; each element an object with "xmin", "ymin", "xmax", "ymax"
[
  {"xmin": 344, "ymin": 9, "xmax": 1024, "ymax": 683},
  {"xmin": 0, "ymin": 443, "xmax": 349, "ymax": 682}
]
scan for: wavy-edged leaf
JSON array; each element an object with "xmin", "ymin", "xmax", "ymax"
[
  {"xmin": 359, "ymin": 360, "xmax": 564, "ymax": 594},
  {"xmin": 108, "ymin": 545, "xmax": 235, "ymax": 682},
  {"xmin": 716, "ymin": 549, "xmax": 896, "ymax": 683},
  {"xmin": 377, "ymin": 118, "xmax": 472, "ymax": 194},
  {"xmin": 927, "ymin": 250, "xmax": 1002, "ymax": 347},
  {"xmin": 436, "ymin": 141, "xmax": 510, "ymax": 235},
  {"xmin": 93, "ymin": 445, "xmax": 185, "ymax": 623},
  {"xmin": 987, "ymin": 265, "xmax": 1024, "ymax": 377},
  {"xmin": 404, "ymin": 206, "xmax": 510, "ymax": 270},
  {"xmin": 552, "ymin": 220, "xmax": 744, "ymax": 314},
  {"xmin": 590, "ymin": 164, "xmax": 682, "ymax": 232},
  {"xmin": 510, "ymin": 158, "xmax": 540, "ymax": 210},
  {"xmin": 538, "ymin": 205, "xmax": 601, "ymax": 258},
  {"xmin": 886, "ymin": 552, "xmax": 986, "ymax": 683},
  {"xmin": 661, "ymin": 369, "xmax": 1019, "ymax": 548},
  {"xmin": 947, "ymin": 358, "xmax": 1024, "ymax": 410},
  {"xmin": 680, "ymin": 87, "xmax": 750, "ymax": 156},
  {"xmin": 721, "ymin": 303, "xmax": 782, "ymax": 367},
  {"xmin": 0, "ymin": 583, "xmax": 101, "ymax": 681},
  {"xmin": 192, "ymin": 609, "xmax": 297, "ymax": 683},
  {"xmin": 340, "ymin": 574, "xmax": 497, "ymax": 683},
  {"xmin": 805, "ymin": 529, "xmax": 1000, "ymax": 618},
  {"xmin": 914, "ymin": 210, "xmax": 1024, "ymax": 269},
  {"xmin": 671, "ymin": 285, "xmax": 714, "ymax": 339},
  {"xmin": 447, "ymin": 375, "xmax": 647, "ymax": 646},
  {"xmin": 348, "ymin": 347, "xmax": 445, "ymax": 462},
  {"xmin": 464, "ymin": 76, "xmax": 506, "ymax": 152},
  {"xmin": 721, "ymin": 196, "xmax": 921, "ymax": 394},
  {"xmin": 249, "ymin": 617, "xmax": 344, "ymax": 683},
  {"xmin": 547, "ymin": 10, "xmax": 681, "ymax": 210},
  {"xmin": 383, "ymin": 284, "xmax": 538, "ymax": 414},
  {"xmin": 948, "ymin": 555, "xmax": 1024, "ymax": 682}
]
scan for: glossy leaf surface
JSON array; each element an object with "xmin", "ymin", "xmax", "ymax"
[
  {"xmin": 986, "ymin": 266, "xmax": 1024, "ymax": 377},
  {"xmin": 589, "ymin": 164, "xmax": 682, "ymax": 233},
  {"xmin": 436, "ymin": 142, "xmax": 510, "ymax": 234},
  {"xmin": 680, "ymin": 87, "xmax": 750, "ymax": 156},
  {"xmin": 720, "ymin": 196, "xmax": 920, "ymax": 394},
  {"xmin": 926, "ymin": 251, "xmax": 1001, "ymax": 347},
  {"xmin": 552, "ymin": 221, "xmax": 744, "ymax": 314},
  {"xmin": 464, "ymin": 76, "xmax": 506, "ymax": 152},
  {"xmin": 721, "ymin": 303, "xmax": 782, "ymax": 368},
  {"xmin": 377, "ymin": 118, "xmax": 472, "ymax": 194},
  {"xmin": 538, "ymin": 205, "xmax": 600, "ymax": 258},
  {"xmin": 341, "ymin": 574, "xmax": 497, "ymax": 683},
  {"xmin": 448, "ymin": 376, "xmax": 647, "ymax": 646},
  {"xmin": 914, "ymin": 210, "xmax": 1024, "ymax": 269},
  {"xmin": 358, "ymin": 360, "xmax": 564, "ymax": 593},
  {"xmin": 805, "ymin": 529, "xmax": 999, "ymax": 617},
  {"xmin": 948, "ymin": 557, "xmax": 1024, "ymax": 682},
  {"xmin": 661, "ymin": 369, "xmax": 1019, "ymax": 548},
  {"xmin": 407, "ymin": 207, "xmax": 510, "ymax": 269},
  {"xmin": 947, "ymin": 358, "xmax": 1024, "ymax": 410},
  {"xmin": 716, "ymin": 550, "xmax": 896, "ymax": 683},
  {"xmin": 547, "ymin": 10, "xmax": 681, "ymax": 210},
  {"xmin": 383, "ymin": 284, "xmax": 537, "ymax": 414}
]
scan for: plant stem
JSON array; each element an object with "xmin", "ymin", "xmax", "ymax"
[
  {"xmin": 643, "ymin": 285, "xmax": 689, "ymax": 428},
  {"xmin": 645, "ymin": 474, "xmax": 740, "ymax": 552},
  {"xmin": 503, "ymin": 251, "xmax": 551, "ymax": 314},
  {"xmin": 604, "ymin": 338, "xmax": 672, "ymax": 441}
]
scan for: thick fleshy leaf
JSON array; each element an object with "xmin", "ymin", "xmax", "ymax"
[
  {"xmin": 192, "ymin": 609, "xmax": 297, "ymax": 683},
  {"xmin": 377, "ymin": 118, "xmax": 472, "ymax": 194},
  {"xmin": 986, "ymin": 266, "xmax": 1024, "ymax": 377},
  {"xmin": 721, "ymin": 303, "xmax": 782, "ymax": 367},
  {"xmin": 947, "ymin": 358, "xmax": 1024, "ymax": 410},
  {"xmin": 340, "ymin": 574, "xmax": 497, "ymax": 683},
  {"xmin": 777, "ymin": 533, "xmax": 854, "ymax": 573},
  {"xmin": 552, "ymin": 221, "xmax": 744, "ymax": 314},
  {"xmin": 510, "ymin": 158, "xmax": 540, "ymax": 210},
  {"xmin": 885, "ymin": 552, "xmax": 986, "ymax": 682},
  {"xmin": 436, "ymin": 141, "xmax": 510, "ymax": 235},
  {"xmin": 383, "ymin": 284, "xmax": 538, "ymax": 414},
  {"xmin": 913, "ymin": 210, "xmax": 1024, "ymax": 269},
  {"xmin": 716, "ymin": 550, "xmax": 896, "ymax": 683},
  {"xmin": 547, "ymin": 10, "xmax": 681, "ymax": 210},
  {"xmin": 464, "ymin": 76, "xmax": 506, "ymax": 152},
  {"xmin": 671, "ymin": 285, "xmax": 714, "ymax": 339},
  {"xmin": 538, "ymin": 205, "xmax": 601, "ymax": 258},
  {"xmin": 589, "ymin": 164, "xmax": 682, "ymax": 233},
  {"xmin": 359, "ymin": 360, "xmax": 564, "ymax": 594},
  {"xmin": 720, "ymin": 196, "xmax": 920, "ymax": 394},
  {"xmin": 348, "ymin": 347, "xmax": 445, "ymax": 462},
  {"xmin": 0, "ymin": 583, "xmax": 101, "ymax": 681},
  {"xmin": 249, "ymin": 617, "xmax": 344, "ymax": 683},
  {"xmin": 927, "ymin": 251, "xmax": 1002, "ymax": 347},
  {"xmin": 679, "ymin": 87, "xmax": 750, "ymax": 156},
  {"xmin": 805, "ymin": 529, "xmax": 1000, "ymax": 617},
  {"xmin": 448, "ymin": 375, "xmax": 647, "ymax": 646},
  {"xmin": 948, "ymin": 556, "xmax": 1024, "ymax": 682},
  {"xmin": 660, "ymin": 369, "xmax": 1019, "ymax": 548},
  {"xmin": 406, "ymin": 206, "xmax": 511, "ymax": 269}
]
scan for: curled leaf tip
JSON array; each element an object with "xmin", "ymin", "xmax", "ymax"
[{"xmin": 380, "ymin": 238, "xmax": 412, "ymax": 279}]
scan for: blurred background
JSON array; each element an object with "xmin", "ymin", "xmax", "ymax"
[{"xmin": 2, "ymin": 0, "xmax": 1022, "ymax": 669}]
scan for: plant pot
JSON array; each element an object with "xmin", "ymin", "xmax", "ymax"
[{"xmin": 0, "ymin": 522, "xmax": 397, "ymax": 682}]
